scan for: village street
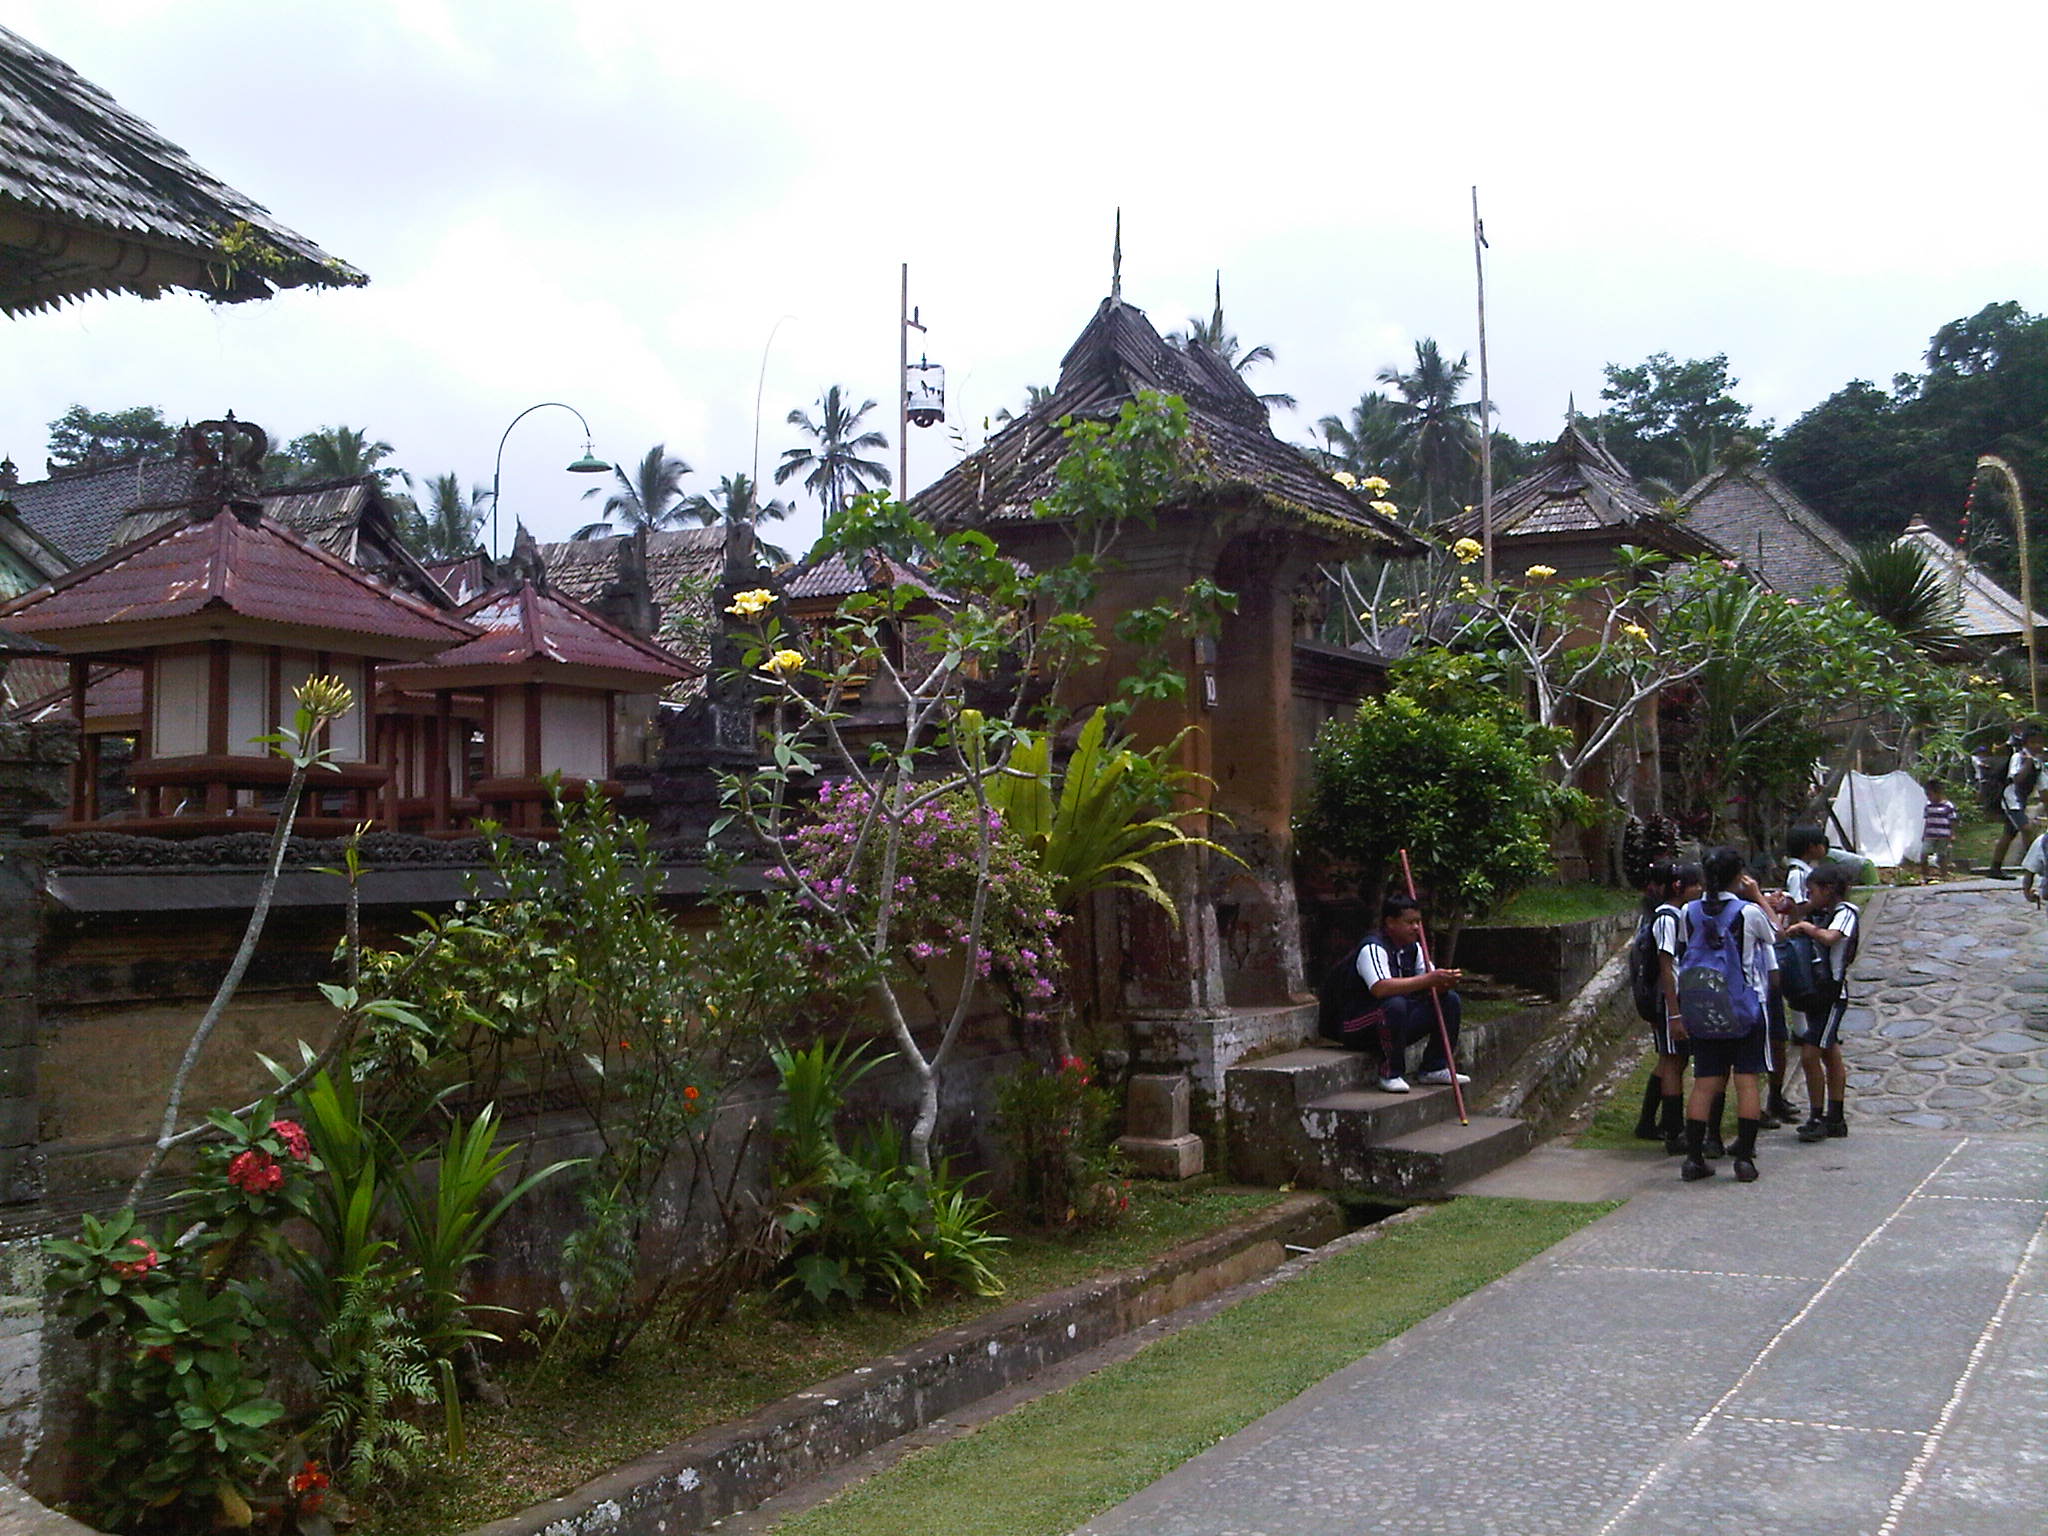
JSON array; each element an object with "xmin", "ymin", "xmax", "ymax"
[{"xmin": 1076, "ymin": 881, "xmax": 2048, "ymax": 1536}]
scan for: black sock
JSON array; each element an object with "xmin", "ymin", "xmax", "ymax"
[
  {"xmin": 1732, "ymin": 1117, "xmax": 1760, "ymax": 1159},
  {"xmin": 1659, "ymin": 1094, "xmax": 1684, "ymax": 1138},
  {"xmin": 1635, "ymin": 1076, "xmax": 1663, "ymax": 1133},
  {"xmin": 1826, "ymin": 1099, "xmax": 1844, "ymax": 1123},
  {"xmin": 1709, "ymin": 1092, "xmax": 1727, "ymax": 1135},
  {"xmin": 1684, "ymin": 1119, "xmax": 1707, "ymax": 1157}
]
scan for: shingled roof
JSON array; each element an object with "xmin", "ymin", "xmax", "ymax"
[
  {"xmin": 1444, "ymin": 421, "xmax": 1721, "ymax": 559},
  {"xmin": 782, "ymin": 548, "xmax": 953, "ymax": 605},
  {"xmin": 1676, "ymin": 465, "xmax": 1856, "ymax": 596},
  {"xmin": 0, "ymin": 506, "xmax": 474, "ymax": 656},
  {"xmin": 912, "ymin": 298, "xmax": 1420, "ymax": 553},
  {"xmin": 1894, "ymin": 517, "xmax": 2046, "ymax": 642},
  {"xmin": 540, "ymin": 525, "xmax": 726, "ymax": 609},
  {"xmin": 384, "ymin": 580, "xmax": 694, "ymax": 691},
  {"xmin": 0, "ymin": 23, "xmax": 363, "ymax": 312},
  {"xmin": 9, "ymin": 453, "xmax": 192, "ymax": 564}
]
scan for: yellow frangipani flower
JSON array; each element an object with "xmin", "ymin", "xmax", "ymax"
[
  {"xmin": 1452, "ymin": 537, "xmax": 1484, "ymax": 565},
  {"xmin": 1621, "ymin": 622, "xmax": 1651, "ymax": 641},
  {"xmin": 1361, "ymin": 475, "xmax": 1392, "ymax": 494},
  {"xmin": 1525, "ymin": 564, "xmax": 1558, "ymax": 581},
  {"xmin": 1369, "ymin": 500, "xmax": 1400, "ymax": 519},
  {"xmin": 761, "ymin": 649, "xmax": 805, "ymax": 677},
  {"xmin": 726, "ymin": 588, "xmax": 775, "ymax": 617},
  {"xmin": 1331, "ymin": 470, "xmax": 1359, "ymax": 488}
]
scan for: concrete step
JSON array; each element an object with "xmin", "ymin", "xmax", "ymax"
[
  {"xmin": 1224, "ymin": 1048, "xmax": 1372, "ymax": 1184},
  {"xmin": 1303, "ymin": 1084, "xmax": 1460, "ymax": 1145},
  {"xmin": 1359, "ymin": 1115, "xmax": 1536, "ymax": 1201}
]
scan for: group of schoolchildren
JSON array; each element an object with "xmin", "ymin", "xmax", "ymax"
[{"xmin": 1629, "ymin": 829, "xmax": 1860, "ymax": 1184}]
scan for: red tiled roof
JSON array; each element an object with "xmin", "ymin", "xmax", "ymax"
[
  {"xmin": 385, "ymin": 580, "xmax": 694, "ymax": 688},
  {"xmin": 0, "ymin": 508, "xmax": 477, "ymax": 654}
]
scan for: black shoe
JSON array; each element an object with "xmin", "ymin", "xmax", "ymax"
[
  {"xmin": 1663, "ymin": 1131, "xmax": 1688, "ymax": 1157},
  {"xmin": 1733, "ymin": 1157, "xmax": 1759, "ymax": 1183},
  {"xmin": 1703, "ymin": 1134, "xmax": 1726, "ymax": 1160},
  {"xmin": 1633, "ymin": 1122, "xmax": 1663, "ymax": 1141},
  {"xmin": 1795, "ymin": 1116, "xmax": 1829, "ymax": 1143},
  {"xmin": 1826, "ymin": 1117, "xmax": 1848, "ymax": 1139},
  {"xmin": 1681, "ymin": 1155, "xmax": 1715, "ymax": 1182},
  {"xmin": 1767, "ymin": 1095, "xmax": 1799, "ymax": 1125},
  {"xmin": 1757, "ymin": 1108, "xmax": 1783, "ymax": 1131}
]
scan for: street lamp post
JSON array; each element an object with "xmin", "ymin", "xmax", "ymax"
[{"xmin": 489, "ymin": 401, "xmax": 610, "ymax": 558}]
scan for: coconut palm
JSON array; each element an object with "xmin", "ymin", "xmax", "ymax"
[
  {"xmin": 583, "ymin": 444, "xmax": 692, "ymax": 531},
  {"xmin": 776, "ymin": 386, "xmax": 891, "ymax": 519},
  {"xmin": 279, "ymin": 425, "xmax": 407, "ymax": 489},
  {"xmin": 1375, "ymin": 340, "xmax": 1483, "ymax": 518},
  {"xmin": 1315, "ymin": 392, "xmax": 1407, "ymax": 488},
  {"xmin": 1845, "ymin": 541, "xmax": 1964, "ymax": 652},
  {"xmin": 1166, "ymin": 275, "xmax": 1296, "ymax": 411},
  {"xmin": 683, "ymin": 473, "xmax": 796, "ymax": 565},
  {"xmin": 408, "ymin": 472, "xmax": 490, "ymax": 561},
  {"xmin": 994, "ymin": 383, "xmax": 1056, "ymax": 426}
]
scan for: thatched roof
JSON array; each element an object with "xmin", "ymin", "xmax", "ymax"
[
  {"xmin": 1445, "ymin": 421, "xmax": 1720, "ymax": 559},
  {"xmin": 912, "ymin": 298, "xmax": 1420, "ymax": 554},
  {"xmin": 1676, "ymin": 465, "xmax": 1856, "ymax": 596},
  {"xmin": 0, "ymin": 23, "xmax": 363, "ymax": 312}
]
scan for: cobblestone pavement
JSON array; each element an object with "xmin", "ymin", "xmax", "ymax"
[
  {"xmin": 1845, "ymin": 880, "xmax": 2048, "ymax": 1130},
  {"xmin": 1078, "ymin": 888, "xmax": 2048, "ymax": 1536}
]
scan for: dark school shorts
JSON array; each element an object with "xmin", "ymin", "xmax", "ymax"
[
  {"xmin": 2004, "ymin": 806, "xmax": 2030, "ymax": 834},
  {"xmin": 1766, "ymin": 988, "xmax": 1788, "ymax": 1043},
  {"xmin": 1802, "ymin": 989, "xmax": 1847, "ymax": 1050},
  {"xmin": 1649, "ymin": 1015, "xmax": 1691, "ymax": 1058},
  {"xmin": 1690, "ymin": 1028, "xmax": 1767, "ymax": 1079}
]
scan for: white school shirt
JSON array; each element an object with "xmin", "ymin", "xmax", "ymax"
[
  {"xmin": 1811, "ymin": 900, "xmax": 1861, "ymax": 984},
  {"xmin": 1784, "ymin": 858, "xmax": 1813, "ymax": 907},
  {"xmin": 1651, "ymin": 903, "xmax": 1682, "ymax": 961},
  {"xmin": 2004, "ymin": 751, "xmax": 2034, "ymax": 813},
  {"xmin": 1678, "ymin": 892, "xmax": 1780, "ymax": 1000},
  {"xmin": 2022, "ymin": 832, "xmax": 2048, "ymax": 879},
  {"xmin": 1355, "ymin": 934, "xmax": 1422, "ymax": 995}
]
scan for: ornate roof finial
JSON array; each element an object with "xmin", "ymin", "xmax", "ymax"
[
  {"xmin": 1567, "ymin": 392, "xmax": 1577, "ymax": 422},
  {"xmin": 1111, "ymin": 208, "xmax": 1122, "ymax": 303}
]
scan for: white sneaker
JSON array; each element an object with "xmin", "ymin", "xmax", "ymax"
[
  {"xmin": 1377, "ymin": 1075, "xmax": 1411, "ymax": 1094},
  {"xmin": 1417, "ymin": 1068, "xmax": 1472, "ymax": 1086}
]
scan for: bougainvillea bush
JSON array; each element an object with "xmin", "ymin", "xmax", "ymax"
[{"xmin": 774, "ymin": 782, "xmax": 1066, "ymax": 1037}]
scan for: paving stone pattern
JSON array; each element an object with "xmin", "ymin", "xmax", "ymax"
[
  {"xmin": 1078, "ymin": 886, "xmax": 2048, "ymax": 1536},
  {"xmin": 1846, "ymin": 881, "xmax": 2048, "ymax": 1132}
]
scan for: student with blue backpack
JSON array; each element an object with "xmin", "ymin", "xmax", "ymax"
[
  {"xmin": 1628, "ymin": 859, "xmax": 1703, "ymax": 1154},
  {"xmin": 1676, "ymin": 846, "xmax": 1781, "ymax": 1184}
]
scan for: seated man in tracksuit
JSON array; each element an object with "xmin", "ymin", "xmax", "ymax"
[{"xmin": 1356, "ymin": 894, "xmax": 1469, "ymax": 1094}]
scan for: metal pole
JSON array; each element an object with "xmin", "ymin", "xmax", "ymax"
[
  {"xmin": 1398, "ymin": 848, "xmax": 1468, "ymax": 1125},
  {"xmin": 490, "ymin": 401, "xmax": 597, "ymax": 559},
  {"xmin": 1472, "ymin": 187, "xmax": 1494, "ymax": 586},
  {"xmin": 899, "ymin": 262, "xmax": 909, "ymax": 503}
]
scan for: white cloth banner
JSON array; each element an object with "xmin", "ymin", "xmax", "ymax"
[{"xmin": 1829, "ymin": 769, "xmax": 1926, "ymax": 868}]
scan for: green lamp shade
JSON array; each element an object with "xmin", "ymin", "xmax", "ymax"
[{"xmin": 567, "ymin": 444, "xmax": 610, "ymax": 474}]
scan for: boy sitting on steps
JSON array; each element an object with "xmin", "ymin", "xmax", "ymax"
[{"xmin": 1355, "ymin": 894, "xmax": 1468, "ymax": 1094}]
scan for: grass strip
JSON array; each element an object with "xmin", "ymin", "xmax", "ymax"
[
  {"xmin": 775, "ymin": 1196, "xmax": 1611, "ymax": 1536},
  {"xmin": 368, "ymin": 1182, "xmax": 1286, "ymax": 1535}
]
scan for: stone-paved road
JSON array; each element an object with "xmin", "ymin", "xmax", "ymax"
[
  {"xmin": 1076, "ymin": 883, "xmax": 2048, "ymax": 1536},
  {"xmin": 1846, "ymin": 880, "xmax": 2048, "ymax": 1130}
]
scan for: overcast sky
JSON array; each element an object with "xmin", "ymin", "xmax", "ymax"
[{"xmin": 3, "ymin": 0, "xmax": 2044, "ymax": 559}]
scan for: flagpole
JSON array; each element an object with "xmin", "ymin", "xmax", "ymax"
[{"xmin": 1473, "ymin": 187, "xmax": 1494, "ymax": 587}]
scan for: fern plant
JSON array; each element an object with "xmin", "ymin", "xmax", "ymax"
[{"xmin": 313, "ymin": 1261, "xmax": 437, "ymax": 1496}]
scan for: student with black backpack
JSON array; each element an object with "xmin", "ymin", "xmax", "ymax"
[
  {"xmin": 1988, "ymin": 726, "xmax": 2043, "ymax": 878},
  {"xmin": 1783, "ymin": 862, "xmax": 1861, "ymax": 1143},
  {"xmin": 1675, "ymin": 846, "xmax": 1781, "ymax": 1184},
  {"xmin": 1628, "ymin": 859, "xmax": 1702, "ymax": 1155}
]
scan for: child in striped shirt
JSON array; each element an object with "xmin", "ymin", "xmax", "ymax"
[{"xmin": 1920, "ymin": 780, "xmax": 1958, "ymax": 882}]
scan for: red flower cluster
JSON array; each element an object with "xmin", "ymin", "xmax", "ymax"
[
  {"xmin": 108, "ymin": 1238, "xmax": 159, "ymax": 1280},
  {"xmin": 1060, "ymin": 1055, "xmax": 1091, "ymax": 1086},
  {"xmin": 290, "ymin": 1460, "xmax": 329, "ymax": 1512},
  {"xmin": 226, "ymin": 1148, "xmax": 284, "ymax": 1194},
  {"xmin": 269, "ymin": 1118, "xmax": 311, "ymax": 1162}
]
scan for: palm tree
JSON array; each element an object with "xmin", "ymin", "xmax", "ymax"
[
  {"xmin": 776, "ymin": 386, "xmax": 891, "ymax": 519},
  {"xmin": 407, "ymin": 472, "xmax": 490, "ymax": 561},
  {"xmin": 1315, "ymin": 392, "xmax": 1407, "ymax": 487},
  {"xmin": 994, "ymin": 383, "xmax": 1056, "ymax": 426},
  {"xmin": 683, "ymin": 473, "xmax": 796, "ymax": 566},
  {"xmin": 1845, "ymin": 541, "xmax": 1963, "ymax": 651},
  {"xmin": 279, "ymin": 425, "xmax": 407, "ymax": 489},
  {"xmin": 1375, "ymin": 340, "xmax": 1483, "ymax": 518},
  {"xmin": 584, "ymin": 444, "xmax": 692, "ymax": 531},
  {"xmin": 1166, "ymin": 275, "xmax": 1296, "ymax": 411}
]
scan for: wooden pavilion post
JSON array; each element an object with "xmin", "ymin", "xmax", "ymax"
[
  {"xmin": 66, "ymin": 659, "xmax": 87, "ymax": 823},
  {"xmin": 431, "ymin": 689, "xmax": 452, "ymax": 832}
]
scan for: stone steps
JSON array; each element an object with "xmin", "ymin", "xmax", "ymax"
[{"xmin": 1225, "ymin": 1044, "xmax": 1534, "ymax": 1199}]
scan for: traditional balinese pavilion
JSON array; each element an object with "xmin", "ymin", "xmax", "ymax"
[
  {"xmin": 914, "ymin": 292, "xmax": 1421, "ymax": 1085},
  {"xmin": 1443, "ymin": 419, "xmax": 1723, "ymax": 578},
  {"xmin": 1894, "ymin": 515, "xmax": 2048, "ymax": 653},
  {"xmin": 379, "ymin": 575, "xmax": 695, "ymax": 833},
  {"xmin": 0, "ymin": 22, "xmax": 362, "ymax": 314},
  {"xmin": 0, "ymin": 439, "xmax": 475, "ymax": 835},
  {"xmin": 1676, "ymin": 464, "xmax": 1857, "ymax": 597}
]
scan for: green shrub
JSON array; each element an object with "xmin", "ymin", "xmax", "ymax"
[{"xmin": 993, "ymin": 1057, "xmax": 1129, "ymax": 1229}]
